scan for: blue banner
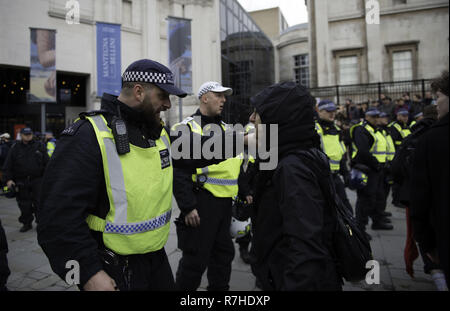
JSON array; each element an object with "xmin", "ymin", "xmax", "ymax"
[
  {"xmin": 96, "ymin": 22, "xmax": 121, "ymax": 96},
  {"xmin": 168, "ymin": 17, "xmax": 192, "ymax": 94}
]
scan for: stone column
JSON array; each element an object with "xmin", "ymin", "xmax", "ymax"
[{"xmin": 365, "ymin": 13, "xmax": 382, "ymax": 83}]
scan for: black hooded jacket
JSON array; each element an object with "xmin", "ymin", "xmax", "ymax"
[
  {"xmin": 391, "ymin": 117, "xmax": 436, "ymax": 205},
  {"xmin": 410, "ymin": 113, "xmax": 449, "ymax": 285},
  {"xmin": 249, "ymin": 82, "xmax": 342, "ymax": 291}
]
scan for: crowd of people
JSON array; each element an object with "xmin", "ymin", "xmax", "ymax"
[
  {"xmin": 313, "ymin": 72, "xmax": 449, "ymax": 291},
  {"xmin": 0, "ymin": 58, "xmax": 448, "ymax": 292}
]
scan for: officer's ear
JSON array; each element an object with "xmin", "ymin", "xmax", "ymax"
[
  {"xmin": 200, "ymin": 93, "xmax": 208, "ymax": 105},
  {"xmin": 133, "ymin": 84, "xmax": 147, "ymax": 102}
]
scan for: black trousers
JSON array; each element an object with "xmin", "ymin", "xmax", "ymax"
[
  {"xmin": 0, "ymin": 219, "xmax": 10, "ymax": 290},
  {"xmin": 332, "ymin": 173, "xmax": 353, "ymax": 216},
  {"xmin": 100, "ymin": 247, "xmax": 175, "ymax": 291},
  {"xmin": 176, "ymin": 189, "xmax": 235, "ymax": 291},
  {"xmin": 15, "ymin": 177, "xmax": 42, "ymax": 225},
  {"xmin": 355, "ymin": 170, "xmax": 385, "ymax": 229},
  {"xmin": 391, "ymin": 182, "xmax": 401, "ymax": 204}
]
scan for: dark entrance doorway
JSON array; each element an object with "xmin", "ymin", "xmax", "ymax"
[{"xmin": 0, "ymin": 65, "xmax": 88, "ymax": 139}]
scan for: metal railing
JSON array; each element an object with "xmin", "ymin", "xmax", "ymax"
[{"xmin": 309, "ymin": 79, "xmax": 433, "ymax": 105}]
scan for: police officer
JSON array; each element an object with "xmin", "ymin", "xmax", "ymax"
[
  {"xmin": 44, "ymin": 132, "xmax": 57, "ymax": 157},
  {"xmin": 171, "ymin": 81, "xmax": 244, "ymax": 291},
  {"xmin": 315, "ymin": 100, "xmax": 353, "ymax": 215},
  {"xmin": 377, "ymin": 112, "xmax": 396, "ymax": 220},
  {"xmin": 351, "ymin": 108, "xmax": 393, "ymax": 235},
  {"xmin": 389, "ymin": 108, "xmax": 411, "ymax": 147},
  {"xmin": 37, "ymin": 59, "xmax": 187, "ymax": 291},
  {"xmin": 3, "ymin": 127, "xmax": 49, "ymax": 232},
  {"xmin": 388, "ymin": 108, "xmax": 411, "ymax": 207}
]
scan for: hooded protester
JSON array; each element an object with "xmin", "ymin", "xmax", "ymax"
[
  {"xmin": 249, "ymin": 82, "xmax": 342, "ymax": 291},
  {"xmin": 410, "ymin": 70, "xmax": 449, "ymax": 288},
  {"xmin": 391, "ymin": 105, "xmax": 439, "ymax": 281}
]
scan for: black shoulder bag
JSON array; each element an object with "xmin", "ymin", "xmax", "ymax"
[{"xmin": 308, "ymin": 149, "xmax": 373, "ymax": 282}]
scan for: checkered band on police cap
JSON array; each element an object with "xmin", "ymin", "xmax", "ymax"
[
  {"xmin": 197, "ymin": 81, "xmax": 233, "ymax": 99},
  {"xmin": 122, "ymin": 71, "xmax": 174, "ymax": 85},
  {"xmin": 120, "ymin": 59, "xmax": 187, "ymax": 97}
]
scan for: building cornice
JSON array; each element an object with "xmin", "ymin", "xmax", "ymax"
[
  {"xmin": 48, "ymin": 7, "xmax": 142, "ymax": 34},
  {"xmin": 332, "ymin": 46, "xmax": 365, "ymax": 56},
  {"xmin": 277, "ymin": 37, "xmax": 308, "ymax": 49},
  {"xmin": 48, "ymin": 8, "xmax": 95, "ymax": 25},
  {"xmin": 328, "ymin": 1, "xmax": 449, "ymax": 23},
  {"xmin": 165, "ymin": 0, "xmax": 213, "ymax": 7}
]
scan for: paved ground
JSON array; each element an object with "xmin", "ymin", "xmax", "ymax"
[{"xmin": 0, "ymin": 189, "xmax": 437, "ymax": 291}]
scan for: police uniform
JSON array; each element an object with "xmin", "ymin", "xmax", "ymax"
[
  {"xmin": 315, "ymin": 100, "xmax": 353, "ymax": 215},
  {"xmin": 171, "ymin": 82, "xmax": 243, "ymax": 291},
  {"xmin": 379, "ymin": 112, "xmax": 396, "ymax": 215},
  {"xmin": 2, "ymin": 128, "xmax": 49, "ymax": 231},
  {"xmin": 37, "ymin": 59, "xmax": 187, "ymax": 290},
  {"xmin": 350, "ymin": 108, "xmax": 393, "ymax": 231},
  {"xmin": 46, "ymin": 138, "xmax": 57, "ymax": 157},
  {"xmin": 388, "ymin": 109, "xmax": 411, "ymax": 207}
]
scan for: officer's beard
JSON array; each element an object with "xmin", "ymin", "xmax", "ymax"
[{"xmin": 136, "ymin": 94, "xmax": 162, "ymax": 139}]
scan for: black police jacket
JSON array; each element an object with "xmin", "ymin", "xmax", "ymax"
[
  {"xmin": 37, "ymin": 93, "xmax": 169, "ymax": 288},
  {"xmin": 171, "ymin": 109, "xmax": 242, "ymax": 215},
  {"xmin": 352, "ymin": 121, "xmax": 381, "ymax": 171},
  {"xmin": 2, "ymin": 139, "xmax": 49, "ymax": 181}
]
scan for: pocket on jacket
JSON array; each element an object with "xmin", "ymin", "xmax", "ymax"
[{"xmin": 175, "ymin": 217, "xmax": 200, "ymax": 254}]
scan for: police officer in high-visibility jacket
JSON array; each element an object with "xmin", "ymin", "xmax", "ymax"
[
  {"xmin": 171, "ymin": 81, "xmax": 244, "ymax": 291},
  {"xmin": 377, "ymin": 112, "xmax": 396, "ymax": 221},
  {"xmin": 389, "ymin": 108, "xmax": 411, "ymax": 147},
  {"xmin": 37, "ymin": 59, "xmax": 187, "ymax": 291},
  {"xmin": 45, "ymin": 132, "xmax": 57, "ymax": 157},
  {"xmin": 350, "ymin": 107, "xmax": 393, "ymax": 237},
  {"xmin": 315, "ymin": 100, "xmax": 353, "ymax": 215},
  {"xmin": 388, "ymin": 108, "xmax": 411, "ymax": 207}
]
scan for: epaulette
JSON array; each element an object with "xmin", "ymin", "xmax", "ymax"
[
  {"xmin": 60, "ymin": 120, "xmax": 86, "ymax": 136},
  {"xmin": 78, "ymin": 109, "xmax": 108, "ymax": 120},
  {"xmin": 181, "ymin": 116, "xmax": 194, "ymax": 125}
]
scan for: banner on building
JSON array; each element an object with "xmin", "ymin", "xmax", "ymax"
[
  {"xmin": 96, "ymin": 22, "xmax": 121, "ymax": 97},
  {"xmin": 29, "ymin": 28, "xmax": 56, "ymax": 103},
  {"xmin": 168, "ymin": 17, "xmax": 192, "ymax": 94}
]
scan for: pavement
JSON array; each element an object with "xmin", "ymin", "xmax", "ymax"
[{"xmin": 0, "ymin": 189, "xmax": 438, "ymax": 291}]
